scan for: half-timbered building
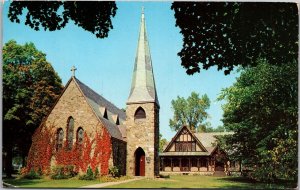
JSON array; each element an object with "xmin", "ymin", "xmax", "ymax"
[{"xmin": 160, "ymin": 126, "xmax": 241, "ymax": 175}]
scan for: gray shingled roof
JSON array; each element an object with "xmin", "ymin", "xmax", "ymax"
[
  {"xmin": 161, "ymin": 130, "xmax": 234, "ymax": 157},
  {"xmin": 194, "ymin": 132, "xmax": 234, "ymax": 148},
  {"xmin": 127, "ymin": 12, "xmax": 159, "ymax": 106},
  {"xmin": 74, "ymin": 77, "xmax": 126, "ymax": 141}
]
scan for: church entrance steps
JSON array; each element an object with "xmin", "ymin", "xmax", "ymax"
[{"xmin": 81, "ymin": 177, "xmax": 144, "ymax": 188}]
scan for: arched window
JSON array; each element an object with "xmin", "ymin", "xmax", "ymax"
[
  {"xmin": 134, "ymin": 107, "xmax": 146, "ymax": 119},
  {"xmin": 66, "ymin": 117, "xmax": 74, "ymax": 150},
  {"xmin": 56, "ymin": 128, "xmax": 64, "ymax": 151},
  {"xmin": 76, "ymin": 127, "xmax": 84, "ymax": 145}
]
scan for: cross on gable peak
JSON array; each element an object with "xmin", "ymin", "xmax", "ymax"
[{"xmin": 71, "ymin": 66, "xmax": 77, "ymax": 77}]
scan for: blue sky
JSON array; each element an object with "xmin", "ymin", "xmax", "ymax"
[{"xmin": 3, "ymin": 2, "xmax": 239, "ymax": 140}]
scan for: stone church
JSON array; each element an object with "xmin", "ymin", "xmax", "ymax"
[{"xmin": 26, "ymin": 10, "xmax": 159, "ymax": 178}]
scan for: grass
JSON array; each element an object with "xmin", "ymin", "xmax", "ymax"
[
  {"xmin": 3, "ymin": 175, "xmax": 296, "ymax": 189},
  {"xmin": 3, "ymin": 177, "xmax": 101, "ymax": 188},
  {"xmin": 105, "ymin": 175, "xmax": 297, "ymax": 189}
]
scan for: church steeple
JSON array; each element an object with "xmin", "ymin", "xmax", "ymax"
[{"xmin": 127, "ymin": 8, "xmax": 159, "ymax": 107}]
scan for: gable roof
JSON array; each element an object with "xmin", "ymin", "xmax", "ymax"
[
  {"xmin": 194, "ymin": 132, "xmax": 234, "ymax": 148},
  {"xmin": 161, "ymin": 126, "xmax": 233, "ymax": 156},
  {"xmin": 163, "ymin": 125, "xmax": 207, "ymax": 153},
  {"xmin": 71, "ymin": 77, "xmax": 126, "ymax": 141}
]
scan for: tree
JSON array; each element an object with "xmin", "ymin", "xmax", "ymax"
[
  {"xmin": 3, "ymin": 40, "xmax": 63, "ymax": 177},
  {"xmin": 218, "ymin": 60, "xmax": 297, "ymax": 182},
  {"xmin": 8, "ymin": 1, "xmax": 117, "ymax": 38},
  {"xmin": 7, "ymin": 2, "xmax": 296, "ymax": 171},
  {"xmin": 169, "ymin": 92, "xmax": 210, "ymax": 132},
  {"xmin": 8, "ymin": 2, "xmax": 298, "ymax": 75},
  {"xmin": 159, "ymin": 134, "xmax": 168, "ymax": 152},
  {"xmin": 204, "ymin": 125, "xmax": 226, "ymax": 133},
  {"xmin": 171, "ymin": 2, "xmax": 298, "ymax": 75}
]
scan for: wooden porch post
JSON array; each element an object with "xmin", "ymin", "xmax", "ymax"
[
  {"xmin": 188, "ymin": 157, "xmax": 191, "ymax": 171},
  {"xmin": 171, "ymin": 158, "xmax": 173, "ymax": 172},
  {"xmin": 197, "ymin": 158, "xmax": 200, "ymax": 171},
  {"xmin": 161, "ymin": 157, "xmax": 164, "ymax": 171},
  {"xmin": 179, "ymin": 158, "xmax": 182, "ymax": 171},
  {"xmin": 206, "ymin": 157, "xmax": 209, "ymax": 171}
]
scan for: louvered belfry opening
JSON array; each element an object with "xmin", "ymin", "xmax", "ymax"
[{"xmin": 134, "ymin": 107, "xmax": 146, "ymax": 119}]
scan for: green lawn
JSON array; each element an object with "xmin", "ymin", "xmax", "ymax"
[
  {"xmin": 106, "ymin": 175, "xmax": 296, "ymax": 189},
  {"xmin": 3, "ymin": 177, "xmax": 101, "ymax": 188},
  {"xmin": 3, "ymin": 175, "xmax": 296, "ymax": 189}
]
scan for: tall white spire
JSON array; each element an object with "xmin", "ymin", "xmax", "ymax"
[{"xmin": 127, "ymin": 8, "xmax": 159, "ymax": 106}]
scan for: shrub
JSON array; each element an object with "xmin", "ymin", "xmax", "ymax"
[
  {"xmin": 23, "ymin": 169, "xmax": 41, "ymax": 179},
  {"xmin": 109, "ymin": 166, "xmax": 119, "ymax": 178},
  {"xmin": 51, "ymin": 165, "xmax": 77, "ymax": 180},
  {"xmin": 159, "ymin": 174, "xmax": 170, "ymax": 178},
  {"xmin": 19, "ymin": 167, "xmax": 28, "ymax": 176},
  {"xmin": 94, "ymin": 167, "xmax": 99, "ymax": 178},
  {"xmin": 100, "ymin": 175, "xmax": 132, "ymax": 182},
  {"xmin": 79, "ymin": 166, "xmax": 95, "ymax": 180}
]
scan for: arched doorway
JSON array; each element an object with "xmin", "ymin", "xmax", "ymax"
[{"xmin": 134, "ymin": 147, "xmax": 145, "ymax": 176}]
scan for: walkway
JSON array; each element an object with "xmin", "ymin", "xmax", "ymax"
[{"xmin": 81, "ymin": 177, "xmax": 144, "ymax": 188}]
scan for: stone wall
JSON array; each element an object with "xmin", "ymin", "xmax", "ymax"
[
  {"xmin": 125, "ymin": 103, "xmax": 159, "ymax": 178},
  {"xmin": 112, "ymin": 138, "xmax": 127, "ymax": 175},
  {"xmin": 43, "ymin": 79, "xmax": 114, "ymax": 174}
]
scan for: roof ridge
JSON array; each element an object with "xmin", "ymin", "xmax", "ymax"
[
  {"xmin": 72, "ymin": 77, "xmax": 125, "ymax": 141},
  {"xmin": 74, "ymin": 77, "xmax": 125, "ymax": 119}
]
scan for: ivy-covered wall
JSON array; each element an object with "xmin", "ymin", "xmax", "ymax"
[
  {"xmin": 25, "ymin": 79, "xmax": 124, "ymax": 175},
  {"xmin": 112, "ymin": 138, "xmax": 127, "ymax": 175}
]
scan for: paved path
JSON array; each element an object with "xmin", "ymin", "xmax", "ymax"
[{"xmin": 81, "ymin": 177, "xmax": 144, "ymax": 188}]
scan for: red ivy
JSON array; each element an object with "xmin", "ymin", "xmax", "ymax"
[
  {"xmin": 26, "ymin": 125, "xmax": 54, "ymax": 175},
  {"xmin": 26, "ymin": 125, "xmax": 112, "ymax": 175}
]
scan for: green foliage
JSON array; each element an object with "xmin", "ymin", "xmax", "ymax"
[
  {"xmin": 99, "ymin": 175, "xmax": 131, "ymax": 183},
  {"xmin": 159, "ymin": 134, "xmax": 168, "ymax": 152},
  {"xmin": 51, "ymin": 165, "xmax": 77, "ymax": 180},
  {"xmin": 8, "ymin": 1, "xmax": 117, "ymax": 38},
  {"xmin": 171, "ymin": 2, "xmax": 298, "ymax": 75},
  {"xmin": 79, "ymin": 166, "xmax": 96, "ymax": 180},
  {"xmin": 218, "ymin": 59, "xmax": 298, "ymax": 182},
  {"xmin": 3, "ymin": 40, "xmax": 63, "ymax": 177},
  {"xmin": 206, "ymin": 125, "xmax": 226, "ymax": 132},
  {"xmin": 108, "ymin": 166, "xmax": 120, "ymax": 178},
  {"xmin": 94, "ymin": 167, "xmax": 99, "ymax": 178},
  {"xmin": 23, "ymin": 169, "xmax": 41, "ymax": 179},
  {"xmin": 169, "ymin": 91, "xmax": 210, "ymax": 131}
]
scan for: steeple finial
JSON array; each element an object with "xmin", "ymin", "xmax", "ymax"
[
  {"xmin": 142, "ymin": 6, "xmax": 144, "ymax": 14},
  {"xmin": 71, "ymin": 66, "xmax": 77, "ymax": 77}
]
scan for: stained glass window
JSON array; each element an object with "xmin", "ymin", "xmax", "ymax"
[
  {"xmin": 56, "ymin": 128, "xmax": 64, "ymax": 151},
  {"xmin": 77, "ymin": 127, "xmax": 84, "ymax": 145},
  {"xmin": 67, "ymin": 117, "xmax": 74, "ymax": 150}
]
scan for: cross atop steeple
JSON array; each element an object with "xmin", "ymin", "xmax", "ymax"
[{"xmin": 71, "ymin": 66, "xmax": 77, "ymax": 77}]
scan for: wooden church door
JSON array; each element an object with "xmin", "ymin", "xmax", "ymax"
[
  {"xmin": 139, "ymin": 154, "xmax": 145, "ymax": 176},
  {"xmin": 135, "ymin": 147, "xmax": 145, "ymax": 176}
]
